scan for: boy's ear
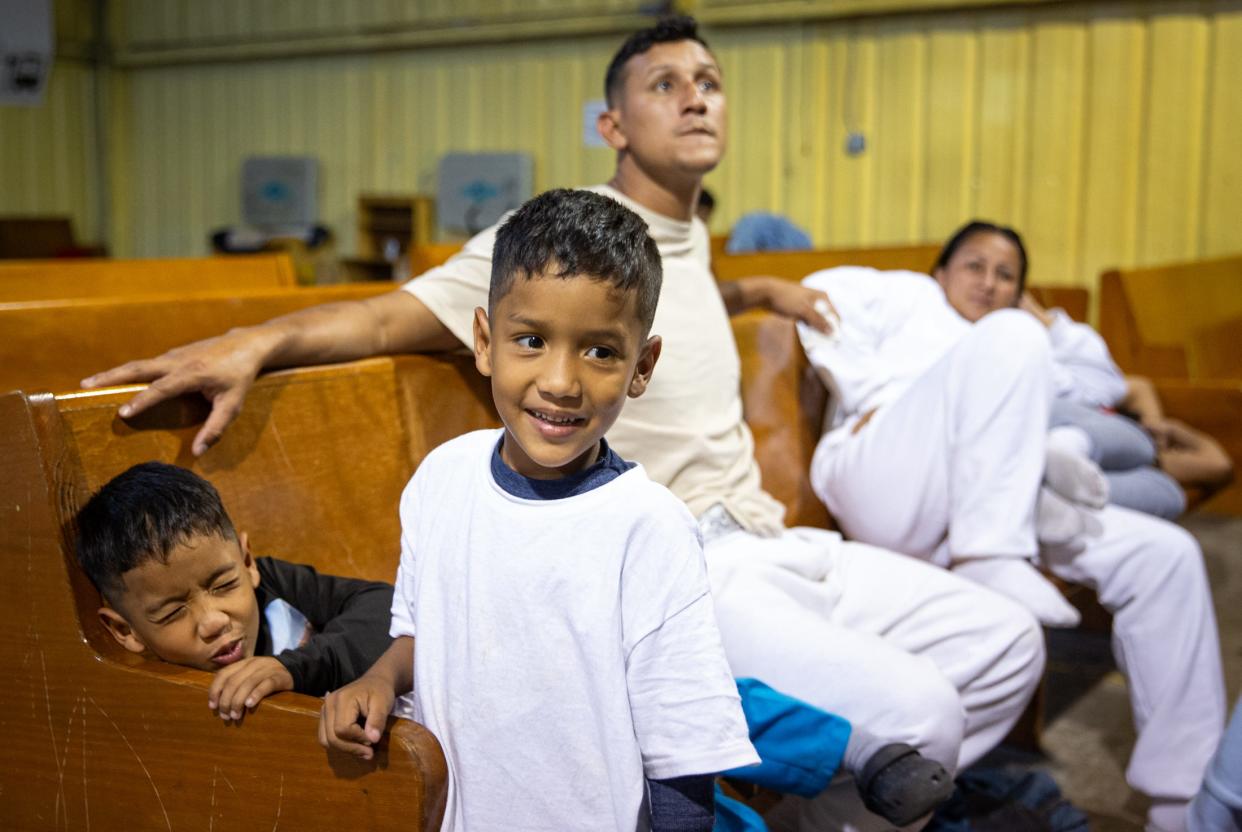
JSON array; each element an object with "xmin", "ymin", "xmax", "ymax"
[
  {"xmin": 472, "ymin": 307, "xmax": 494, "ymax": 378},
  {"xmin": 98, "ymin": 606, "xmax": 148, "ymax": 655},
  {"xmin": 597, "ymin": 107, "xmax": 629, "ymax": 152},
  {"xmin": 932, "ymin": 266, "xmax": 947, "ymax": 289},
  {"xmin": 628, "ymin": 335, "xmax": 662, "ymax": 398},
  {"xmin": 238, "ymin": 531, "xmax": 260, "ymax": 589}
]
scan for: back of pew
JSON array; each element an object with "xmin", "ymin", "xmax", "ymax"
[
  {"xmin": 1097, "ymin": 254, "xmax": 1242, "ymax": 512},
  {"xmin": 0, "ymin": 353, "xmax": 503, "ymax": 830},
  {"xmin": 733, "ymin": 310, "xmax": 832, "ymax": 529},
  {"xmin": 1029, "ymin": 285, "xmax": 1089, "ymax": 324},
  {"xmin": 0, "ymin": 253, "xmax": 297, "ymax": 302},
  {"xmin": 0, "ymin": 282, "xmax": 393, "ymax": 395},
  {"xmin": 713, "ymin": 243, "xmax": 942, "ymax": 282},
  {"xmin": 1098, "ymin": 253, "xmax": 1242, "ymax": 378}
]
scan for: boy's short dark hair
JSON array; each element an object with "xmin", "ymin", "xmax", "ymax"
[
  {"xmin": 604, "ymin": 15, "xmax": 710, "ymax": 106},
  {"xmin": 490, "ymin": 189, "xmax": 663, "ymax": 334},
  {"xmin": 75, "ymin": 461, "xmax": 237, "ymax": 605}
]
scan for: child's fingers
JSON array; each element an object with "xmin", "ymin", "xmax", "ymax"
[
  {"xmin": 243, "ymin": 676, "xmax": 279, "ymax": 710},
  {"xmin": 207, "ymin": 659, "xmax": 247, "ymax": 712},
  {"xmin": 323, "ymin": 692, "xmax": 373, "ymax": 757},
  {"xmin": 363, "ymin": 694, "xmax": 389, "ymax": 744}
]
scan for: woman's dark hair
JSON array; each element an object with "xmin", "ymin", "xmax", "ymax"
[{"xmin": 934, "ymin": 220, "xmax": 1029, "ymax": 293}]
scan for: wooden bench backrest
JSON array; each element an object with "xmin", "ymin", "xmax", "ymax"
[
  {"xmin": 0, "ymin": 283, "xmax": 392, "ymax": 395},
  {"xmin": 0, "ymin": 216, "xmax": 77, "ymax": 258},
  {"xmin": 0, "ymin": 253, "xmax": 297, "ymax": 302},
  {"xmin": 1029, "ymin": 286, "xmax": 1089, "ymax": 323},
  {"xmin": 713, "ymin": 243, "xmax": 942, "ymax": 282},
  {"xmin": 1099, "ymin": 253, "xmax": 1242, "ymax": 378},
  {"xmin": 733, "ymin": 311, "xmax": 833, "ymax": 529},
  {"xmin": 0, "ymin": 354, "xmax": 509, "ymax": 829},
  {"xmin": 408, "ymin": 243, "xmax": 466, "ymax": 278}
]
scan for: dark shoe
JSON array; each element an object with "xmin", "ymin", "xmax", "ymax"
[{"xmin": 859, "ymin": 743, "xmax": 955, "ymax": 826}]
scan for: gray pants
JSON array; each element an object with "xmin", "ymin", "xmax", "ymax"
[{"xmin": 1050, "ymin": 399, "xmax": 1186, "ymax": 519}]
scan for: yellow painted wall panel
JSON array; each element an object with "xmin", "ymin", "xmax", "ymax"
[
  {"xmin": 872, "ymin": 20, "xmax": 927, "ymax": 243},
  {"xmin": 0, "ymin": 61, "xmax": 100, "ymax": 243},
  {"xmin": 1201, "ymin": 8, "xmax": 1242, "ymax": 257},
  {"xmin": 974, "ymin": 11, "xmax": 1031, "ymax": 231},
  {"xmin": 1139, "ymin": 9, "xmax": 1209, "ymax": 264},
  {"xmin": 1079, "ymin": 10, "xmax": 1145, "ymax": 279},
  {"xmin": 11, "ymin": 0, "xmax": 1238, "ymax": 284},
  {"xmin": 1024, "ymin": 17, "xmax": 1088, "ymax": 285},
  {"xmin": 923, "ymin": 20, "xmax": 977, "ymax": 243}
]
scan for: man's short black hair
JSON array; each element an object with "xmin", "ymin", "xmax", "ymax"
[
  {"xmin": 75, "ymin": 461, "xmax": 237, "ymax": 605},
  {"xmin": 604, "ymin": 15, "xmax": 710, "ymax": 107},
  {"xmin": 490, "ymin": 189, "xmax": 663, "ymax": 334}
]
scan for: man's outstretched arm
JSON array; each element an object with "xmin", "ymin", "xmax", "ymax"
[
  {"xmin": 81, "ymin": 289, "xmax": 460, "ymax": 456},
  {"xmin": 717, "ymin": 276, "xmax": 834, "ymax": 332}
]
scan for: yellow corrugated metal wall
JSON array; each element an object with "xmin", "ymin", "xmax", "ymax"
[
  {"xmin": 0, "ymin": 0, "xmax": 101, "ymax": 243},
  {"xmin": 8, "ymin": 1, "xmax": 1241, "ymax": 291}
]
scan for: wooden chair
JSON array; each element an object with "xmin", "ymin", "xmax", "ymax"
[
  {"xmin": 1098, "ymin": 253, "xmax": 1242, "ymax": 512},
  {"xmin": 0, "ymin": 352, "xmax": 503, "ymax": 830},
  {"xmin": 0, "ymin": 253, "xmax": 297, "ymax": 303},
  {"xmin": 0, "ymin": 282, "xmax": 392, "ymax": 395}
]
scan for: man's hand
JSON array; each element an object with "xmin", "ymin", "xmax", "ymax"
[
  {"xmin": 318, "ymin": 675, "xmax": 396, "ymax": 760},
  {"xmin": 208, "ymin": 656, "xmax": 295, "ymax": 724},
  {"xmin": 722, "ymin": 276, "xmax": 837, "ymax": 332},
  {"xmin": 80, "ymin": 327, "xmax": 273, "ymax": 456}
]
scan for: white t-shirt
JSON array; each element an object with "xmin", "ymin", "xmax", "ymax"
[
  {"xmin": 404, "ymin": 184, "xmax": 787, "ymax": 536},
  {"xmin": 391, "ymin": 430, "xmax": 758, "ymax": 832}
]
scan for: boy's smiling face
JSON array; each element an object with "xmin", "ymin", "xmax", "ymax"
[
  {"xmin": 473, "ymin": 273, "xmax": 661, "ymax": 480},
  {"xmin": 99, "ymin": 532, "xmax": 262, "ymax": 672}
]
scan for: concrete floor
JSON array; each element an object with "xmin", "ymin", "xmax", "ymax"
[{"xmin": 1040, "ymin": 512, "xmax": 1242, "ymax": 829}]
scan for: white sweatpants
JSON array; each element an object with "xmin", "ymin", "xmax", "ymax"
[
  {"xmin": 705, "ymin": 526, "xmax": 1045, "ymax": 831},
  {"xmin": 812, "ymin": 309, "xmax": 1051, "ymax": 564},
  {"xmin": 809, "ymin": 309, "xmax": 1225, "ymax": 820}
]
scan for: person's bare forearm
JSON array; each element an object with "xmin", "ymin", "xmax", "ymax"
[
  {"xmin": 717, "ymin": 277, "xmax": 764, "ymax": 316},
  {"xmin": 259, "ymin": 290, "xmax": 461, "ymax": 371},
  {"xmin": 364, "ymin": 635, "xmax": 415, "ymax": 696},
  {"xmin": 1122, "ymin": 375, "xmax": 1164, "ymax": 424}
]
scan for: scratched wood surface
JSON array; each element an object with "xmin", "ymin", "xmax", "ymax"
[
  {"xmin": 0, "ymin": 282, "xmax": 392, "ymax": 398},
  {"xmin": 0, "ymin": 254, "xmax": 297, "ymax": 303}
]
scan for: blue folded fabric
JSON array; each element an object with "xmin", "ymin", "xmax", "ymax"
[{"xmin": 723, "ymin": 678, "xmax": 851, "ymax": 798}]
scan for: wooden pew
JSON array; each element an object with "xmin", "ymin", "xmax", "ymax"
[
  {"xmin": 1098, "ymin": 253, "xmax": 1242, "ymax": 378},
  {"xmin": 712, "ymin": 243, "xmax": 942, "ymax": 282},
  {"xmin": 0, "ymin": 253, "xmax": 297, "ymax": 303},
  {"xmin": 1098, "ymin": 254, "xmax": 1242, "ymax": 512},
  {"xmin": 0, "ymin": 216, "xmax": 106, "ymax": 259},
  {"xmin": 0, "ymin": 283, "xmax": 392, "ymax": 395},
  {"xmin": 0, "ymin": 353, "xmax": 506, "ymax": 830}
]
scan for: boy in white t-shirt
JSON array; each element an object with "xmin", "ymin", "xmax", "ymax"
[{"xmin": 319, "ymin": 188, "xmax": 758, "ymax": 831}]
